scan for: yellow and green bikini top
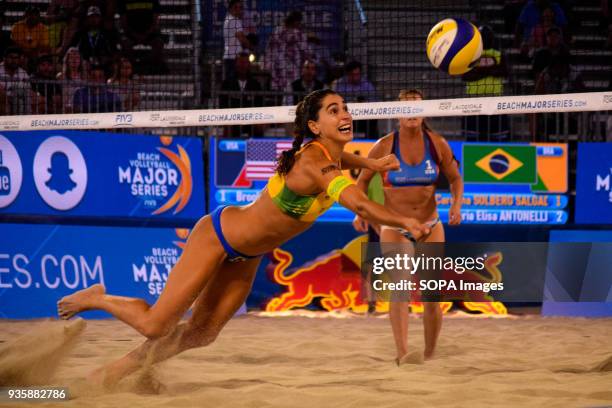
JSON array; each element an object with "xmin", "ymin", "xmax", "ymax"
[{"xmin": 266, "ymin": 141, "xmax": 354, "ymax": 222}]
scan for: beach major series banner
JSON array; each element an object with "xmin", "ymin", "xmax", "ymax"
[
  {"xmin": 0, "ymin": 131, "xmax": 205, "ymax": 223},
  {"xmin": 0, "ymin": 223, "xmax": 191, "ymax": 319}
]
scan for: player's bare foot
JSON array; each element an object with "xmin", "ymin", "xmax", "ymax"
[
  {"xmin": 424, "ymin": 348, "xmax": 436, "ymax": 360},
  {"xmin": 57, "ymin": 284, "xmax": 105, "ymax": 320},
  {"xmin": 396, "ymin": 350, "xmax": 424, "ymax": 366}
]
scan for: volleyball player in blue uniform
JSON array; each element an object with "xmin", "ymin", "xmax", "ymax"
[{"xmin": 354, "ymin": 89, "xmax": 464, "ymax": 364}]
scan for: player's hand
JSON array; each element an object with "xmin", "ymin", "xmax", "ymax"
[
  {"xmin": 402, "ymin": 218, "xmax": 430, "ymax": 241},
  {"xmin": 448, "ymin": 204, "xmax": 461, "ymax": 226},
  {"xmin": 369, "ymin": 154, "xmax": 400, "ymax": 172},
  {"xmin": 352, "ymin": 215, "xmax": 369, "ymax": 232}
]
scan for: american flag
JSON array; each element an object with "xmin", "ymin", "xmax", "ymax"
[{"xmin": 245, "ymin": 139, "xmax": 293, "ymax": 180}]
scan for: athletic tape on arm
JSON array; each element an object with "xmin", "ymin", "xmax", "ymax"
[
  {"xmin": 1, "ymin": 92, "xmax": 610, "ymax": 131},
  {"xmin": 327, "ymin": 176, "xmax": 354, "ymax": 202}
]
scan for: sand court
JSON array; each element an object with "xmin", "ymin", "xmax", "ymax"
[{"xmin": 0, "ymin": 313, "xmax": 611, "ymax": 408}]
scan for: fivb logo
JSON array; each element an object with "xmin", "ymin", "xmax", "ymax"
[
  {"xmin": 595, "ymin": 168, "xmax": 612, "ymax": 203},
  {"xmin": 114, "ymin": 113, "xmax": 134, "ymax": 127},
  {"xmin": 118, "ymin": 136, "xmax": 193, "ymax": 215}
]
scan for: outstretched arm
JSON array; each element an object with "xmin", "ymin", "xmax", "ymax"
[
  {"xmin": 303, "ymin": 154, "xmax": 429, "ymax": 239},
  {"xmin": 338, "ymin": 184, "xmax": 427, "ymax": 238},
  {"xmin": 340, "ymin": 151, "xmax": 399, "ymax": 172}
]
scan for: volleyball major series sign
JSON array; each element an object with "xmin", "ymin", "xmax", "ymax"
[{"xmin": 0, "ymin": 131, "xmax": 205, "ymax": 224}]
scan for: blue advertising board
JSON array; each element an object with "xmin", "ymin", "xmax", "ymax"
[
  {"xmin": 575, "ymin": 143, "xmax": 612, "ymax": 224},
  {"xmin": 209, "ymin": 137, "xmax": 568, "ymax": 225},
  {"xmin": 0, "ymin": 223, "xmax": 192, "ymax": 319},
  {"xmin": 0, "ymin": 131, "xmax": 205, "ymax": 223},
  {"xmin": 543, "ymin": 230, "xmax": 612, "ymax": 317}
]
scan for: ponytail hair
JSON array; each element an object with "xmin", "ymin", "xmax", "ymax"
[
  {"xmin": 398, "ymin": 88, "xmax": 433, "ymax": 133},
  {"xmin": 276, "ymin": 89, "xmax": 338, "ymax": 175}
]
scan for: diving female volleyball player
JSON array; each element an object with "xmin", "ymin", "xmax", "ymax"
[
  {"xmin": 57, "ymin": 89, "xmax": 430, "ymax": 386},
  {"xmin": 353, "ymin": 89, "xmax": 464, "ymax": 364}
]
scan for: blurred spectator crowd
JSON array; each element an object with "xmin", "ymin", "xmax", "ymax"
[
  {"xmin": 219, "ymin": 1, "xmax": 377, "ymax": 137},
  {"xmin": 1, "ymin": 0, "xmax": 610, "ymax": 140},
  {"xmin": 219, "ymin": 0, "xmax": 611, "ymax": 139},
  {"xmin": 0, "ymin": 0, "xmax": 167, "ymax": 115}
]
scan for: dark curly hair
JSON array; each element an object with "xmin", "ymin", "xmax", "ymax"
[{"xmin": 276, "ymin": 89, "xmax": 338, "ymax": 175}]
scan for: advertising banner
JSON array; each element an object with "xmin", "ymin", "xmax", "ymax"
[
  {"xmin": 0, "ymin": 131, "xmax": 205, "ymax": 224},
  {"xmin": 0, "ymin": 223, "xmax": 190, "ymax": 319},
  {"xmin": 543, "ymin": 230, "xmax": 612, "ymax": 317},
  {"xmin": 575, "ymin": 143, "xmax": 612, "ymax": 224}
]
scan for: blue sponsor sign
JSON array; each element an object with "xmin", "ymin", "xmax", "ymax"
[
  {"xmin": 0, "ymin": 223, "xmax": 191, "ymax": 319},
  {"xmin": 543, "ymin": 230, "xmax": 612, "ymax": 317},
  {"xmin": 575, "ymin": 143, "xmax": 612, "ymax": 224},
  {"xmin": 0, "ymin": 131, "xmax": 205, "ymax": 223}
]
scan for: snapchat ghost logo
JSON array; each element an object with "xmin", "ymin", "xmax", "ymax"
[
  {"xmin": 45, "ymin": 151, "xmax": 77, "ymax": 194},
  {"xmin": 34, "ymin": 136, "xmax": 87, "ymax": 210}
]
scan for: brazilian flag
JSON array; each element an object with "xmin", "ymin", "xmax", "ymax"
[{"xmin": 463, "ymin": 144, "xmax": 537, "ymax": 184}]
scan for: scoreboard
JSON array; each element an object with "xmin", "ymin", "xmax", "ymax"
[
  {"xmin": 437, "ymin": 142, "xmax": 568, "ymax": 225},
  {"xmin": 209, "ymin": 137, "xmax": 568, "ymax": 225}
]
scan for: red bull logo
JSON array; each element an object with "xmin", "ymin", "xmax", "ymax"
[
  {"xmin": 265, "ymin": 248, "xmax": 366, "ymax": 312},
  {"xmin": 265, "ymin": 237, "xmax": 507, "ymax": 315},
  {"xmin": 429, "ymin": 251, "xmax": 507, "ymax": 314},
  {"xmin": 407, "ymin": 252, "xmax": 506, "ymax": 314},
  {"xmin": 458, "ymin": 252, "xmax": 507, "ymax": 314}
]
